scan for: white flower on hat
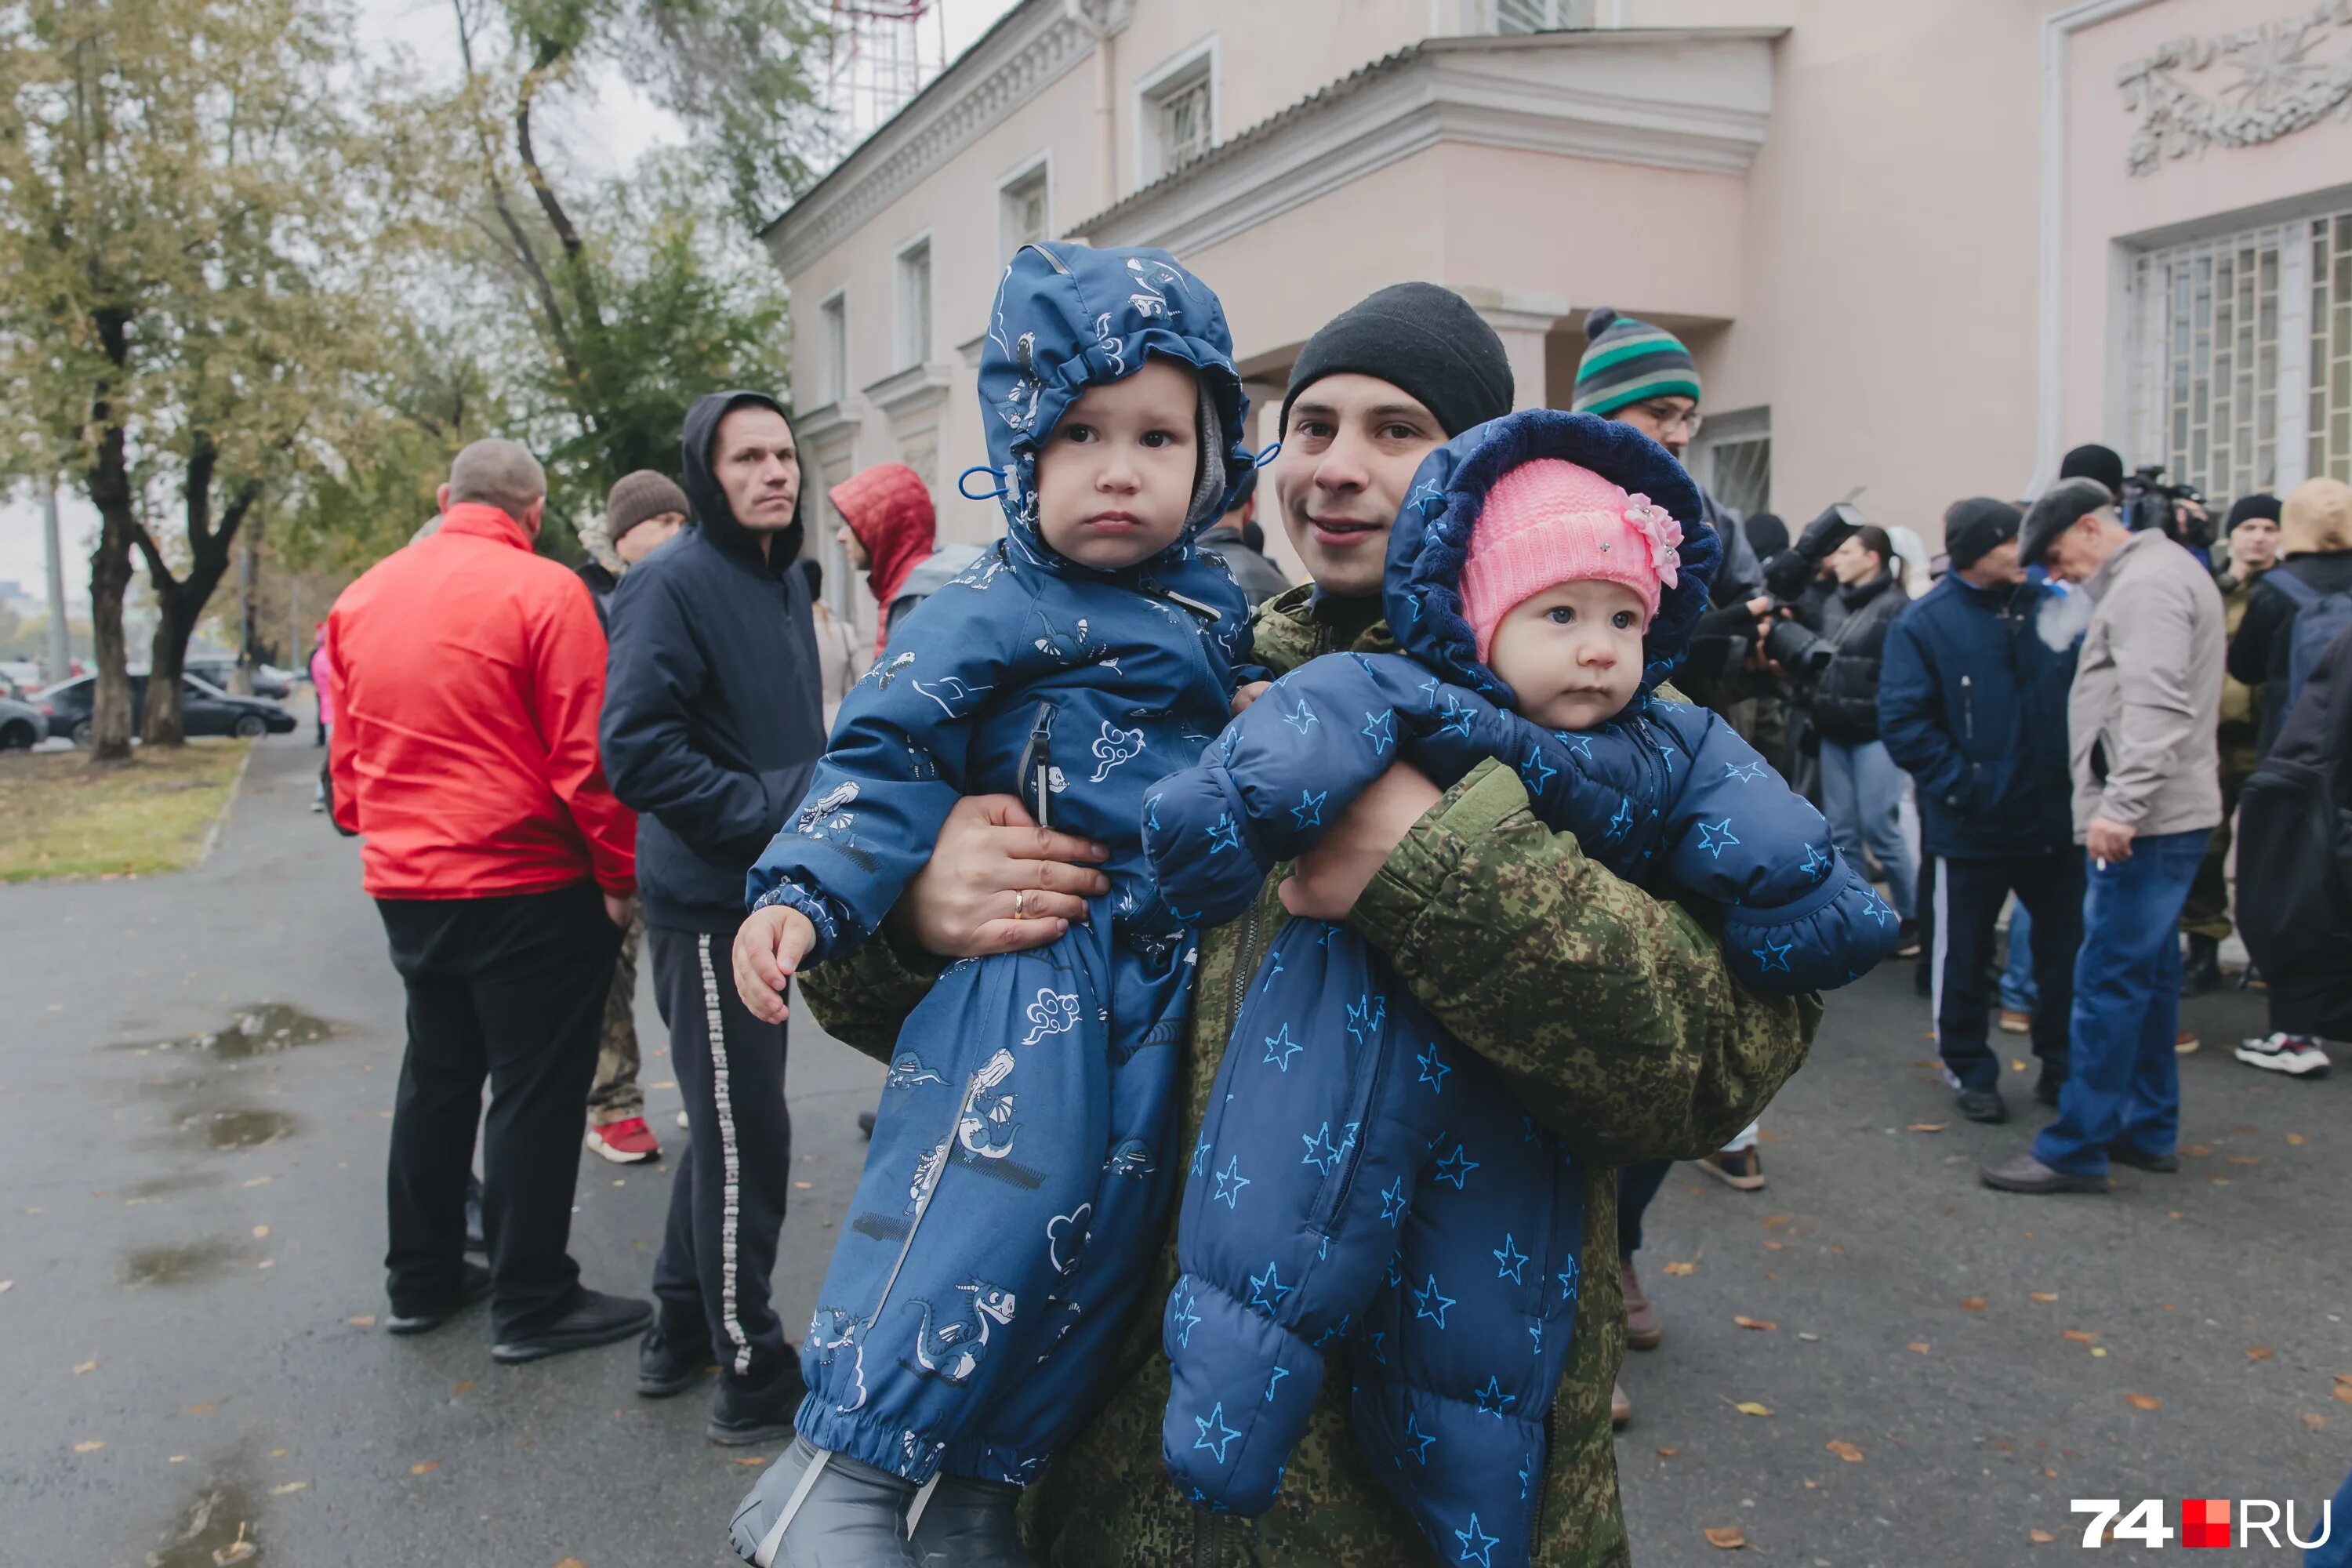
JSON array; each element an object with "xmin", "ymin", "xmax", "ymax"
[{"xmin": 1624, "ymin": 495, "xmax": 1682, "ymax": 590}]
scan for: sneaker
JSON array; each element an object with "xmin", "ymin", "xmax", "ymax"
[
  {"xmin": 586, "ymin": 1116, "xmax": 661, "ymax": 1164},
  {"xmin": 709, "ymin": 1355, "xmax": 808, "ymax": 1446},
  {"xmin": 639, "ymin": 1311, "xmax": 716, "ymax": 1399},
  {"xmin": 2176, "ymin": 1029, "xmax": 2200, "ymax": 1055},
  {"xmin": 1979, "ymin": 1153, "xmax": 2110, "ymax": 1194},
  {"xmin": 385, "ymin": 1261, "xmax": 493, "ymax": 1336},
  {"xmin": 1956, "ymin": 1086, "xmax": 2008, "ymax": 1123},
  {"xmin": 857, "ymin": 1110, "xmax": 875, "ymax": 1139},
  {"xmin": 309, "ymin": 797, "xmax": 326, "ymax": 814},
  {"xmin": 1894, "ymin": 920, "xmax": 1922, "ymax": 959},
  {"xmin": 1696, "ymin": 1148, "xmax": 1766, "ymax": 1190},
  {"xmin": 1621, "ymin": 1256, "xmax": 1663, "ymax": 1350},
  {"xmin": 491, "ymin": 1289, "xmax": 655, "ymax": 1365},
  {"xmin": 1610, "ymin": 1381, "xmax": 1632, "ymax": 1428},
  {"xmin": 677, "ymin": 1109, "xmax": 691, "ymax": 1132},
  {"xmin": 2032, "ymin": 1073, "xmax": 2063, "ymax": 1109},
  {"xmin": 2233, "ymin": 1032, "xmax": 2332, "ymax": 1078},
  {"xmin": 1997, "ymin": 1007, "xmax": 2032, "ymax": 1035}
]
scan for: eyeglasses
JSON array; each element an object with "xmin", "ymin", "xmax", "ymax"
[{"xmin": 1630, "ymin": 400, "xmax": 1703, "ymax": 438}]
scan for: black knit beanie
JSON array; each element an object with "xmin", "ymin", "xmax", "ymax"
[
  {"xmin": 2058, "ymin": 443, "xmax": 2125, "ymax": 501},
  {"xmin": 1943, "ymin": 496, "xmax": 2023, "ymax": 570},
  {"xmin": 2227, "ymin": 492, "xmax": 2281, "ymax": 531},
  {"xmin": 1279, "ymin": 283, "xmax": 1514, "ymax": 439}
]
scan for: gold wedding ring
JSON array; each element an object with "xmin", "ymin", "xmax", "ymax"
[{"xmin": 1014, "ymin": 888, "xmax": 1029, "ymax": 920}]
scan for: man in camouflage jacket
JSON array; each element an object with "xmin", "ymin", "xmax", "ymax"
[{"xmin": 789, "ymin": 286, "xmax": 1817, "ymax": 1567}]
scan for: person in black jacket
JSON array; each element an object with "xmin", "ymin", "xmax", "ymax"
[
  {"xmin": 600, "ymin": 392, "xmax": 823, "ymax": 1446},
  {"xmin": 2228, "ymin": 476, "xmax": 2352, "ymax": 757},
  {"xmin": 1880, "ymin": 499, "xmax": 2084, "ymax": 1121},
  {"xmin": 1812, "ymin": 524, "xmax": 1919, "ymax": 953}
]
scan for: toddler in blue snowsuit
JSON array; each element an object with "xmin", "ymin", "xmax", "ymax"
[
  {"xmin": 728, "ymin": 242, "xmax": 1263, "ymax": 1568},
  {"xmin": 1144, "ymin": 411, "xmax": 1898, "ymax": 1567}
]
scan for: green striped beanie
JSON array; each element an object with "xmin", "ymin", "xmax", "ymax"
[{"xmin": 1571, "ymin": 307, "xmax": 1701, "ymax": 417}]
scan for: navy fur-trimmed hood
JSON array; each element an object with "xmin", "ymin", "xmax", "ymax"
[
  {"xmin": 1383, "ymin": 409, "xmax": 1717, "ymax": 702},
  {"xmin": 975, "ymin": 241, "xmax": 1254, "ymax": 583}
]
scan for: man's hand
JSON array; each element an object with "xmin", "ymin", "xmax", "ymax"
[
  {"xmin": 2085, "ymin": 816, "xmax": 2137, "ymax": 866},
  {"xmin": 887, "ymin": 793, "xmax": 1111, "ymax": 959},
  {"xmin": 1280, "ymin": 762, "xmax": 1443, "ymax": 921},
  {"xmin": 734, "ymin": 905, "xmax": 818, "ymax": 1023},
  {"xmin": 1231, "ymin": 680, "xmax": 1272, "ymax": 715},
  {"xmin": 603, "ymin": 891, "xmax": 632, "ymax": 929}
]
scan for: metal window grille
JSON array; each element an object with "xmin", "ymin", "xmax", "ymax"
[
  {"xmin": 1157, "ymin": 75, "xmax": 1212, "ymax": 172},
  {"xmin": 2314, "ymin": 212, "xmax": 2352, "ymax": 483}
]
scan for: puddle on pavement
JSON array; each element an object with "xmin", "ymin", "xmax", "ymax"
[
  {"xmin": 123, "ymin": 1238, "xmax": 238, "ymax": 1287},
  {"xmin": 125, "ymin": 1004, "xmax": 337, "ymax": 1060},
  {"xmin": 181, "ymin": 1108, "xmax": 299, "ymax": 1152},
  {"xmin": 147, "ymin": 1475, "xmax": 263, "ymax": 1566}
]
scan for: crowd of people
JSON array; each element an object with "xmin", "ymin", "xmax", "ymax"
[{"xmin": 309, "ymin": 243, "xmax": 2352, "ymax": 1568}]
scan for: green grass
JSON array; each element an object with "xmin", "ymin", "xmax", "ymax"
[{"xmin": 0, "ymin": 739, "xmax": 251, "ymax": 882}]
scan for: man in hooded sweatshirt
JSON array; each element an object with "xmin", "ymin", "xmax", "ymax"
[{"xmin": 600, "ymin": 393, "xmax": 824, "ymax": 1443}]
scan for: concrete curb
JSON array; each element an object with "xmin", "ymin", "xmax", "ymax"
[{"xmin": 196, "ymin": 740, "xmax": 256, "ymax": 868}]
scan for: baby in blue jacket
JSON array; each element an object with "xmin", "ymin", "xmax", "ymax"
[
  {"xmin": 1144, "ymin": 410, "xmax": 1896, "ymax": 1567},
  {"xmin": 728, "ymin": 243, "xmax": 1261, "ymax": 1568}
]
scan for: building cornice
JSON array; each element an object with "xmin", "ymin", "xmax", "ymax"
[
  {"xmin": 794, "ymin": 397, "xmax": 865, "ymax": 448},
  {"xmin": 1073, "ymin": 30, "xmax": 1782, "ymax": 258},
  {"xmin": 865, "ymin": 361, "xmax": 959, "ymax": 421},
  {"xmin": 763, "ymin": 0, "xmax": 1099, "ymax": 281}
]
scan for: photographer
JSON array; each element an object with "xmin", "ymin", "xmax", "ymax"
[{"xmin": 1809, "ymin": 524, "xmax": 1921, "ymax": 954}]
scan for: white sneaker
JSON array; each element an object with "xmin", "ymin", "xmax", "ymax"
[
  {"xmin": 677, "ymin": 1108, "xmax": 691, "ymax": 1131},
  {"xmin": 2233, "ymin": 1033, "xmax": 2332, "ymax": 1078}
]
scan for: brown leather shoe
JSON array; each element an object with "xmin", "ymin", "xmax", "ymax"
[
  {"xmin": 1621, "ymin": 1256, "xmax": 1663, "ymax": 1349},
  {"xmin": 1610, "ymin": 1381, "xmax": 1632, "ymax": 1428},
  {"xmin": 1978, "ymin": 1152, "xmax": 2111, "ymax": 1194}
]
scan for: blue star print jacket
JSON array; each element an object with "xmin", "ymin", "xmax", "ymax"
[
  {"xmin": 1144, "ymin": 411, "xmax": 1894, "ymax": 1565},
  {"xmin": 744, "ymin": 241, "xmax": 1261, "ymax": 955}
]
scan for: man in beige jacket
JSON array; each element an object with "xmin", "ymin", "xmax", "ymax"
[{"xmin": 1982, "ymin": 477, "xmax": 2225, "ymax": 1195}]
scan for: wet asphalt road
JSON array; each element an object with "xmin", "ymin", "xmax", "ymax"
[{"xmin": 2, "ymin": 734, "xmax": 2346, "ymax": 1568}]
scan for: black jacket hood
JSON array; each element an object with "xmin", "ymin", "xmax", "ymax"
[{"xmin": 681, "ymin": 390, "xmax": 803, "ymax": 571}]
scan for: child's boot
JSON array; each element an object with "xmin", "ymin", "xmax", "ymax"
[
  {"xmin": 731, "ymin": 1434, "xmax": 921, "ymax": 1568},
  {"xmin": 907, "ymin": 1475, "xmax": 1038, "ymax": 1568}
]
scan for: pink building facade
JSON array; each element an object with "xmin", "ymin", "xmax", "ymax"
[{"xmin": 764, "ymin": 0, "xmax": 2352, "ymax": 636}]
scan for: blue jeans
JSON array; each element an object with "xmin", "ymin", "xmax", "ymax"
[
  {"xmin": 2032, "ymin": 829, "xmax": 2211, "ymax": 1175},
  {"xmin": 1819, "ymin": 739, "xmax": 1918, "ymax": 923},
  {"xmin": 2001, "ymin": 901, "xmax": 2038, "ymax": 1012}
]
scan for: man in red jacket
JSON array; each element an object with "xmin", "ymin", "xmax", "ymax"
[{"xmin": 328, "ymin": 437, "xmax": 653, "ymax": 1363}]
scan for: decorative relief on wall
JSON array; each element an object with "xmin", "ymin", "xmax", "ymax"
[{"xmin": 2118, "ymin": 0, "xmax": 2352, "ymax": 175}]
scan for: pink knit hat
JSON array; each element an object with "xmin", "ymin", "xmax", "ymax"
[{"xmin": 1457, "ymin": 458, "xmax": 1684, "ymax": 663}]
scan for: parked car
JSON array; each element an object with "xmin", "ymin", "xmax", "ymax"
[
  {"xmin": 39, "ymin": 673, "xmax": 297, "ymax": 746},
  {"xmin": 184, "ymin": 658, "xmax": 295, "ymax": 700},
  {"xmin": 0, "ymin": 688, "xmax": 44, "ymax": 749}
]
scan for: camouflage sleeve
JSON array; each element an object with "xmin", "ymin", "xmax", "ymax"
[
  {"xmin": 794, "ymin": 934, "xmax": 944, "ymax": 1068},
  {"xmin": 1346, "ymin": 757, "xmax": 1822, "ymax": 1169}
]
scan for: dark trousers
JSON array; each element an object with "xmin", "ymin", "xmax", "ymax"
[
  {"xmin": 1617, "ymin": 1159, "xmax": 1675, "ymax": 1258},
  {"xmin": 2267, "ymin": 949, "xmax": 2352, "ymax": 1040},
  {"xmin": 1927, "ymin": 851, "xmax": 2085, "ymax": 1094},
  {"xmin": 379, "ymin": 884, "xmax": 620, "ymax": 1336},
  {"xmin": 648, "ymin": 921, "xmax": 793, "ymax": 1387},
  {"xmin": 2180, "ymin": 749, "xmax": 2254, "ymax": 941}
]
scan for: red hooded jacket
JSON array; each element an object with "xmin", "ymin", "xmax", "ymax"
[
  {"xmin": 829, "ymin": 462, "xmax": 936, "ymax": 656},
  {"xmin": 326, "ymin": 503, "xmax": 635, "ymax": 900}
]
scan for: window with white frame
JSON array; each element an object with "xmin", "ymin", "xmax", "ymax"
[
  {"xmin": 1493, "ymin": 0, "xmax": 1595, "ymax": 32},
  {"xmin": 2129, "ymin": 204, "xmax": 2352, "ymax": 505},
  {"xmin": 896, "ymin": 239, "xmax": 932, "ymax": 368},
  {"xmin": 818, "ymin": 292, "xmax": 848, "ymax": 405},
  {"xmin": 1688, "ymin": 406, "xmax": 1771, "ymax": 522},
  {"xmin": 1000, "ymin": 160, "xmax": 1050, "ymax": 262},
  {"xmin": 1140, "ymin": 47, "xmax": 1214, "ymax": 183}
]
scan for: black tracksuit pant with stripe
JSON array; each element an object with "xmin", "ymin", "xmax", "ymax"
[
  {"xmin": 1929, "ymin": 851, "xmax": 2085, "ymax": 1094},
  {"xmin": 648, "ymin": 919, "xmax": 794, "ymax": 1388}
]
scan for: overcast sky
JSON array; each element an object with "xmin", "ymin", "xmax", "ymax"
[{"xmin": 2, "ymin": 0, "xmax": 1015, "ymax": 614}]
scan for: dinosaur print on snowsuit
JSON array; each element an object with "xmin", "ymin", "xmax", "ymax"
[
  {"xmin": 744, "ymin": 241, "xmax": 1261, "ymax": 1487},
  {"xmin": 1143, "ymin": 411, "xmax": 1898, "ymax": 1565}
]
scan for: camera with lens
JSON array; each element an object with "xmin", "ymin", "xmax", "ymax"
[{"xmin": 2122, "ymin": 463, "xmax": 2212, "ymax": 550}]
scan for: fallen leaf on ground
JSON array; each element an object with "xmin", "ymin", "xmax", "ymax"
[
  {"xmin": 1825, "ymin": 1439, "xmax": 1864, "ymax": 1462},
  {"xmin": 452, "ymin": 1381, "xmax": 474, "ymax": 1395},
  {"xmin": 2305, "ymin": 1414, "xmax": 2329, "ymax": 1431},
  {"xmin": 269, "ymin": 1481, "xmax": 308, "ymax": 1495},
  {"xmin": 241, "ymin": 1175, "xmax": 273, "ymax": 1187},
  {"xmin": 1960, "ymin": 1297, "xmax": 1987, "ymax": 1311},
  {"xmin": 2091, "ymin": 1347, "xmax": 2108, "ymax": 1358},
  {"xmin": 2125, "ymin": 1394, "xmax": 2161, "ymax": 1411},
  {"xmin": 1733, "ymin": 1401, "xmax": 1773, "ymax": 1417},
  {"xmin": 553, "ymin": 1560, "xmax": 590, "ymax": 1568},
  {"xmin": 2332, "ymin": 1377, "xmax": 2352, "ymax": 1406},
  {"xmin": 735, "ymin": 1456, "xmax": 767, "ymax": 1467},
  {"xmin": 1702, "ymin": 1526, "xmax": 1748, "ymax": 1549},
  {"xmin": 1763, "ymin": 1240, "xmax": 1784, "ymax": 1250},
  {"xmin": 213, "ymin": 1533, "xmax": 256, "ymax": 1566},
  {"xmin": 1906, "ymin": 1122, "xmax": 1947, "ymax": 1133},
  {"xmin": 1761, "ymin": 1214, "xmax": 1794, "ymax": 1230},
  {"xmin": 2248, "ymin": 1346, "xmax": 2274, "ymax": 1361},
  {"xmin": 2030, "ymin": 1529, "xmax": 2056, "ymax": 1544},
  {"xmin": 185, "ymin": 1403, "xmax": 216, "ymax": 1416},
  {"xmin": 347, "ymin": 1316, "xmax": 376, "ymax": 1327},
  {"xmin": 1661, "ymin": 1261, "xmax": 1696, "ymax": 1276},
  {"xmin": 2286, "ymin": 1133, "xmax": 2307, "ymax": 1145},
  {"xmin": 1908, "ymin": 1341, "xmax": 1931, "ymax": 1353},
  {"xmin": 72, "ymin": 1360, "xmax": 96, "ymax": 1374},
  {"xmin": 410, "ymin": 1461, "xmax": 441, "ymax": 1475},
  {"xmin": 2184, "ymin": 1144, "xmax": 2212, "ymax": 1157},
  {"xmin": 2029, "ymin": 1291, "xmax": 2059, "ymax": 1303},
  {"xmin": 1656, "ymin": 1446, "xmax": 1681, "ymax": 1457},
  {"xmin": 793, "ymin": 1181, "xmax": 813, "ymax": 1190},
  {"xmin": 2011, "ymin": 1058, "xmax": 2027, "ymax": 1073},
  {"xmin": 2063, "ymin": 1330, "xmax": 2096, "ymax": 1343},
  {"xmin": 1798, "ymin": 1331, "xmax": 1820, "ymax": 1342},
  {"xmin": 2167, "ymin": 1210, "xmax": 2183, "ymax": 1220},
  {"xmin": 269, "ymin": 1449, "xmax": 286, "ymax": 1458},
  {"xmin": 71, "ymin": 1439, "xmax": 104, "ymax": 1453},
  {"xmin": 1733, "ymin": 1316, "xmax": 1777, "ymax": 1331},
  {"xmin": 2227, "ymin": 1156, "xmax": 2260, "ymax": 1167},
  {"xmin": 2044, "ymin": 1466, "xmax": 2059, "ymax": 1479},
  {"xmin": 252, "ymin": 1225, "xmax": 270, "ymax": 1238}
]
